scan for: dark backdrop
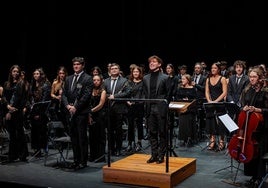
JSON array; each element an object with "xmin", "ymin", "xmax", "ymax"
[{"xmin": 1, "ymin": 1, "xmax": 265, "ymax": 84}]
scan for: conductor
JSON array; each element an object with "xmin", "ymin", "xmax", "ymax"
[{"xmin": 143, "ymin": 55, "xmax": 170, "ymax": 164}]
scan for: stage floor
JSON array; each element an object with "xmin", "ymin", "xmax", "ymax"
[{"xmin": 0, "ymin": 132, "xmax": 260, "ymax": 188}]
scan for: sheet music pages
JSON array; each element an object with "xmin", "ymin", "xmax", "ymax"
[
  {"xmin": 218, "ymin": 114, "xmax": 239, "ymax": 132},
  {"xmin": 169, "ymin": 103, "xmax": 185, "ymax": 109}
]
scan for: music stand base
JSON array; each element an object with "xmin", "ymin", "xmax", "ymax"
[
  {"xmin": 258, "ymin": 173, "xmax": 268, "ymax": 188},
  {"xmin": 221, "ymin": 179, "xmax": 242, "ymax": 187},
  {"xmin": 214, "ymin": 157, "xmax": 241, "ymax": 174},
  {"xmin": 214, "ymin": 164, "xmax": 241, "ymax": 173}
]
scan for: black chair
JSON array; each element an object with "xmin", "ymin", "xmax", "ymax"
[
  {"xmin": 44, "ymin": 121, "xmax": 71, "ymax": 167},
  {"xmin": 0, "ymin": 128, "xmax": 9, "ymax": 161}
]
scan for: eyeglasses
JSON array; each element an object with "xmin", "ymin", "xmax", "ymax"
[{"xmin": 73, "ymin": 63, "xmax": 82, "ymax": 66}]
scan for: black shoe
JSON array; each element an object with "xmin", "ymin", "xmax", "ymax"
[
  {"xmin": 75, "ymin": 163, "xmax": 87, "ymax": 170},
  {"xmin": 156, "ymin": 157, "xmax": 164, "ymax": 164},
  {"xmin": 68, "ymin": 162, "xmax": 79, "ymax": 169},
  {"xmin": 147, "ymin": 156, "xmax": 157, "ymax": 163},
  {"xmin": 244, "ymin": 177, "xmax": 257, "ymax": 187}
]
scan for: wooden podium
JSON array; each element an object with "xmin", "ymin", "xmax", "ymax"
[{"xmin": 169, "ymin": 100, "xmax": 196, "ymax": 114}]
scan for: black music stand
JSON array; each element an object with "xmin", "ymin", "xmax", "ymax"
[
  {"xmin": 166, "ymin": 111, "xmax": 178, "ymax": 157},
  {"xmin": 224, "ymin": 102, "xmax": 240, "ymax": 118},
  {"xmin": 211, "ymin": 103, "xmax": 243, "ymax": 186},
  {"xmin": 201, "ymin": 102, "xmax": 226, "ymax": 151},
  {"xmin": 214, "ymin": 112, "xmax": 241, "ymax": 173},
  {"xmin": 28, "ymin": 101, "xmax": 51, "ymax": 163},
  {"xmin": 196, "ymin": 98, "xmax": 207, "ymax": 142},
  {"xmin": 222, "ymin": 102, "xmax": 240, "ymax": 149},
  {"xmin": 214, "ymin": 103, "xmax": 241, "ymax": 173}
]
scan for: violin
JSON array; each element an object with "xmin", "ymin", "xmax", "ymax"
[{"xmin": 228, "ymin": 110, "xmax": 263, "ymax": 163}]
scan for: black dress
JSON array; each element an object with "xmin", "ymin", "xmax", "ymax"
[
  {"xmin": 88, "ymin": 94, "xmax": 107, "ymax": 162},
  {"xmin": 175, "ymin": 87, "xmax": 197, "ymax": 145},
  {"xmin": 205, "ymin": 76, "xmax": 227, "ymax": 136}
]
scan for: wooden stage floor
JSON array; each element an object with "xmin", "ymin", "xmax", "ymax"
[{"xmin": 103, "ymin": 153, "xmax": 196, "ymax": 188}]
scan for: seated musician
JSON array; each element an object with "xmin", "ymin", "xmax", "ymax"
[
  {"xmin": 175, "ymin": 74, "xmax": 197, "ymax": 147},
  {"xmin": 238, "ymin": 66, "xmax": 268, "ymax": 187}
]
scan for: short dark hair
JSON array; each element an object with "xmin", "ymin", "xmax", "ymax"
[
  {"xmin": 148, "ymin": 55, "xmax": 163, "ymax": 65},
  {"xmin": 179, "ymin": 65, "xmax": 187, "ymax": 70},
  {"xmin": 72, "ymin": 57, "xmax": 85, "ymax": 66}
]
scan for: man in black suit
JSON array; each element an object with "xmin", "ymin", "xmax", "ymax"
[
  {"xmin": 227, "ymin": 60, "xmax": 249, "ymax": 119},
  {"xmin": 220, "ymin": 60, "xmax": 229, "ymax": 78},
  {"xmin": 143, "ymin": 55, "xmax": 170, "ymax": 164},
  {"xmin": 192, "ymin": 62, "xmax": 207, "ymax": 141},
  {"xmin": 103, "ymin": 63, "xmax": 131, "ymax": 156},
  {"xmin": 192, "ymin": 62, "xmax": 207, "ymax": 100},
  {"xmin": 62, "ymin": 57, "xmax": 93, "ymax": 170}
]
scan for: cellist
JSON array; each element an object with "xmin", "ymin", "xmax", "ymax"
[{"xmin": 239, "ymin": 65, "xmax": 268, "ymax": 187}]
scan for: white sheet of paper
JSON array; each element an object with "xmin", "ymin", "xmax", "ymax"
[
  {"xmin": 169, "ymin": 103, "xmax": 185, "ymax": 109},
  {"xmin": 218, "ymin": 113, "xmax": 239, "ymax": 132}
]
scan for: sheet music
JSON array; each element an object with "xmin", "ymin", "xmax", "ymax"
[
  {"xmin": 218, "ymin": 114, "xmax": 239, "ymax": 132},
  {"xmin": 169, "ymin": 103, "xmax": 185, "ymax": 109}
]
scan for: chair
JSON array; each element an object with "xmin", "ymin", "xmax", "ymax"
[
  {"xmin": 44, "ymin": 121, "xmax": 71, "ymax": 167},
  {"xmin": 0, "ymin": 128, "xmax": 9, "ymax": 161}
]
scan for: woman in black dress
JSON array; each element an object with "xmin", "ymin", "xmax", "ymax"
[
  {"xmin": 205, "ymin": 62, "xmax": 228, "ymax": 151},
  {"xmin": 88, "ymin": 74, "xmax": 107, "ymax": 163},
  {"xmin": 2, "ymin": 65, "xmax": 29, "ymax": 163},
  {"xmin": 29, "ymin": 68, "xmax": 51, "ymax": 157}
]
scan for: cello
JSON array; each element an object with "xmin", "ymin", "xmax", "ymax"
[{"xmin": 228, "ymin": 110, "xmax": 263, "ymax": 163}]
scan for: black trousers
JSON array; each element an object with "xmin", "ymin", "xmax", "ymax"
[
  {"xmin": 147, "ymin": 113, "xmax": 167, "ymax": 158},
  {"xmin": 70, "ymin": 114, "xmax": 88, "ymax": 165},
  {"xmin": 7, "ymin": 110, "xmax": 29, "ymax": 160}
]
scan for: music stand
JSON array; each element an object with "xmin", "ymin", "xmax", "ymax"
[
  {"xmin": 213, "ymin": 103, "xmax": 243, "ymax": 186},
  {"xmin": 196, "ymin": 98, "xmax": 207, "ymax": 142},
  {"xmin": 201, "ymin": 102, "xmax": 226, "ymax": 151},
  {"xmin": 214, "ymin": 103, "xmax": 241, "ymax": 174},
  {"xmin": 28, "ymin": 101, "xmax": 51, "ymax": 163}
]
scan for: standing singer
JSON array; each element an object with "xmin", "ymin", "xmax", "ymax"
[
  {"xmin": 205, "ymin": 61, "xmax": 227, "ymax": 151},
  {"xmin": 62, "ymin": 57, "xmax": 93, "ymax": 170}
]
